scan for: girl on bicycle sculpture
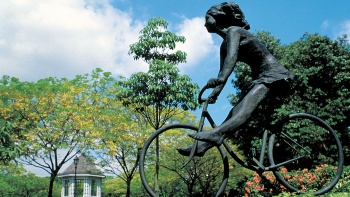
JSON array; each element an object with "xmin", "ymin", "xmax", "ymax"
[{"xmin": 178, "ymin": 2, "xmax": 294, "ymax": 156}]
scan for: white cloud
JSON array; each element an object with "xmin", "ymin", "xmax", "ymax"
[
  {"xmin": 0, "ymin": 0, "xmax": 147, "ymax": 82},
  {"xmin": 0, "ymin": 1, "xmax": 220, "ymax": 82},
  {"xmin": 321, "ymin": 20, "xmax": 330, "ymax": 29},
  {"xmin": 337, "ymin": 20, "xmax": 350, "ymax": 39},
  {"xmin": 175, "ymin": 17, "xmax": 218, "ymax": 72}
]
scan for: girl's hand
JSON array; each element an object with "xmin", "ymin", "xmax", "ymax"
[
  {"xmin": 206, "ymin": 78, "xmax": 224, "ymax": 88},
  {"xmin": 208, "ymin": 93, "xmax": 217, "ymax": 104}
]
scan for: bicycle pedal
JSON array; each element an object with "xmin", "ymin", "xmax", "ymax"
[{"xmin": 249, "ymin": 148, "xmax": 256, "ymax": 157}]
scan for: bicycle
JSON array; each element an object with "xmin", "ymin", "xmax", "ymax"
[{"xmin": 139, "ymin": 85, "xmax": 344, "ymax": 196}]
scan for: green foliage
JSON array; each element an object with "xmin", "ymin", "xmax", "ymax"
[
  {"xmin": 0, "ymin": 70, "xmax": 109, "ymax": 156},
  {"xmin": 228, "ymin": 32, "xmax": 350, "ymax": 164},
  {"xmin": 332, "ymin": 165, "xmax": 350, "ymax": 193},
  {"xmin": 129, "ymin": 17, "xmax": 187, "ymax": 64},
  {"xmin": 280, "ymin": 33, "xmax": 350, "ymax": 164},
  {"xmin": 118, "ymin": 60, "xmax": 199, "ymax": 129},
  {"xmin": 102, "ymin": 176, "xmax": 125, "ymax": 196},
  {"xmin": 244, "ymin": 164, "xmax": 339, "ymax": 196},
  {"xmin": 281, "ymin": 34, "xmax": 349, "ymax": 116},
  {"xmin": 213, "ymin": 140, "xmax": 254, "ymax": 196},
  {"xmin": 0, "ymin": 68, "xmax": 118, "ymax": 197},
  {"xmin": 136, "ymin": 121, "xmax": 230, "ymax": 196},
  {"xmin": 94, "ymin": 106, "xmax": 151, "ymax": 197},
  {"xmin": 0, "ymin": 163, "xmax": 60, "ymax": 197},
  {"xmin": 116, "ymin": 19, "xmax": 199, "ymax": 196},
  {"xmin": 0, "ymin": 120, "xmax": 21, "ymax": 163},
  {"xmin": 120, "ymin": 17, "xmax": 200, "ymax": 131},
  {"xmin": 0, "ymin": 173, "xmax": 44, "ymax": 197},
  {"xmin": 274, "ymin": 191, "xmax": 350, "ymax": 197}
]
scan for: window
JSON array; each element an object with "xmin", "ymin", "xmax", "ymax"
[
  {"xmin": 64, "ymin": 180, "xmax": 69, "ymax": 196},
  {"xmin": 75, "ymin": 179, "xmax": 84, "ymax": 197},
  {"xmin": 91, "ymin": 179, "xmax": 97, "ymax": 196}
]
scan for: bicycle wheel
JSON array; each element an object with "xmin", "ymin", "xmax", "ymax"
[
  {"xmin": 268, "ymin": 113, "xmax": 344, "ymax": 195},
  {"xmin": 139, "ymin": 124, "xmax": 229, "ymax": 197}
]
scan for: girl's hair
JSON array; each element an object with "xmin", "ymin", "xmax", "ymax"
[{"xmin": 206, "ymin": 2, "xmax": 250, "ymax": 30}]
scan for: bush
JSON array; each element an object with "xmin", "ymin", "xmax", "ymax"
[
  {"xmin": 244, "ymin": 164, "xmax": 340, "ymax": 196},
  {"xmin": 331, "ymin": 165, "xmax": 350, "ymax": 193}
]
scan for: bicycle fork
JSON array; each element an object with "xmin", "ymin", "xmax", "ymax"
[{"xmin": 182, "ymin": 100, "xmax": 217, "ymax": 168}]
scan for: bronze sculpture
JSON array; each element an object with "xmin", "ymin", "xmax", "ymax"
[
  {"xmin": 178, "ymin": 2, "xmax": 294, "ymax": 156},
  {"xmin": 139, "ymin": 3, "xmax": 343, "ymax": 196}
]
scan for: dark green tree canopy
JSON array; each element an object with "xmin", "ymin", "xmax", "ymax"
[
  {"xmin": 281, "ymin": 34, "xmax": 350, "ymax": 164},
  {"xmin": 229, "ymin": 32, "xmax": 350, "ymax": 164}
]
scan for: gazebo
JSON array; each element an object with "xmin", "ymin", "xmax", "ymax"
[{"xmin": 58, "ymin": 154, "xmax": 105, "ymax": 197}]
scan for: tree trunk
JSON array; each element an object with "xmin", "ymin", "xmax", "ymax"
[
  {"xmin": 126, "ymin": 179, "xmax": 131, "ymax": 197},
  {"xmin": 47, "ymin": 173, "xmax": 56, "ymax": 197}
]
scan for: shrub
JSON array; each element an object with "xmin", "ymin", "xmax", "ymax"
[
  {"xmin": 332, "ymin": 165, "xmax": 350, "ymax": 193},
  {"xmin": 244, "ymin": 164, "xmax": 339, "ymax": 196}
]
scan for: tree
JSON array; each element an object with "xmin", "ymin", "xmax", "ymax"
[
  {"xmin": 0, "ymin": 162, "xmax": 60, "ymax": 197},
  {"xmin": 76, "ymin": 69, "xmax": 154, "ymax": 197},
  {"xmin": 156, "ymin": 142, "xmax": 228, "ymax": 196},
  {"xmin": 118, "ymin": 60, "xmax": 199, "ymax": 129},
  {"xmin": 124, "ymin": 17, "xmax": 199, "ymax": 126},
  {"xmin": 119, "ymin": 17, "xmax": 200, "ymax": 194},
  {"xmin": 94, "ymin": 105, "xmax": 152, "ymax": 197},
  {"xmin": 96, "ymin": 109, "xmax": 198, "ymax": 197},
  {"xmin": 102, "ymin": 176, "xmax": 125, "ymax": 197},
  {"xmin": 0, "ymin": 68, "xmax": 114, "ymax": 197},
  {"xmin": 280, "ymin": 33, "xmax": 350, "ymax": 164},
  {"xmin": 0, "ymin": 119, "xmax": 21, "ymax": 163},
  {"xmin": 0, "ymin": 76, "xmax": 24, "ymax": 164},
  {"xmin": 129, "ymin": 17, "xmax": 187, "ymax": 65},
  {"xmin": 229, "ymin": 32, "xmax": 350, "ymax": 164}
]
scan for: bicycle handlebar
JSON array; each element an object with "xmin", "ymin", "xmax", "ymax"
[{"xmin": 198, "ymin": 85, "xmax": 212, "ymax": 104}]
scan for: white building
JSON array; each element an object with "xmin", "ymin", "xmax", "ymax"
[{"xmin": 58, "ymin": 154, "xmax": 105, "ymax": 197}]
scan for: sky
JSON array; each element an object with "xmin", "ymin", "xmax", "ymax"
[{"xmin": 1, "ymin": 0, "xmax": 350, "ymax": 176}]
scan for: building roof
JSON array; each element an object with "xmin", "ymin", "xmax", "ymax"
[{"xmin": 59, "ymin": 153, "xmax": 104, "ymax": 176}]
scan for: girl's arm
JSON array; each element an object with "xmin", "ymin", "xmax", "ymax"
[
  {"xmin": 218, "ymin": 28, "xmax": 240, "ymax": 82},
  {"xmin": 208, "ymin": 28, "xmax": 241, "ymax": 101}
]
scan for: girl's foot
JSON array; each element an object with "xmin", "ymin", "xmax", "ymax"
[
  {"xmin": 177, "ymin": 141, "xmax": 214, "ymax": 157},
  {"xmin": 189, "ymin": 130, "xmax": 225, "ymax": 146}
]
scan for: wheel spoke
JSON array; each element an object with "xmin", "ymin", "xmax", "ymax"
[
  {"xmin": 139, "ymin": 124, "xmax": 229, "ymax": 197},
  {"xmin": 268, "ymin": 114, "xmax": 343, "ymax": 195}
]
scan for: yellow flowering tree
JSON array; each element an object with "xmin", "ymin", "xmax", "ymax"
[
  {"xmin": 93, "ymin": 78, "xmax": 181, "ymax": 197},
  {"xmin": 0, "ymin": 68, "xmax": 115, "ymax": 197},
  {"xmin": 93, "ymin": 104, "xmax": 150, "ymax": 197},
  {"xmin": 94, "ymin": 106, "xmax": 198, "ymax": 197}
]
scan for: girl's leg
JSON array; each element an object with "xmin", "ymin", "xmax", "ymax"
[{"xmin": 190, "ymin": 84, "xmax": 269, "ymax": 146}]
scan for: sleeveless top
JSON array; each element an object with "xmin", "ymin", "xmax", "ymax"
[{"xmin": 226, "ymin": 29, "xmax": 295, "ymax": 92}]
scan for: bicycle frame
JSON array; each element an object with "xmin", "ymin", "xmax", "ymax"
[
  {"xmin": 139, "ymin": 85, "xmax": 344, "ymax": 196},
  {"xmin": 184, "ymin": 86, "xmax": 309, "ymax": 173}
]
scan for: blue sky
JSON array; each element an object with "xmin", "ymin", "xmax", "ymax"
[
  {"xmin": 111, "ymin": 0, "xmax": 350, "ymax": 44},
  {"xmin": 1, "ymin": 0, "xmax": 349, "ymax": 176}
]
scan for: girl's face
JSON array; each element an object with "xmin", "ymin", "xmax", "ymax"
[{"xmin": 204, "ymin": 15, "xmax": 216, "ymax": 33}]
